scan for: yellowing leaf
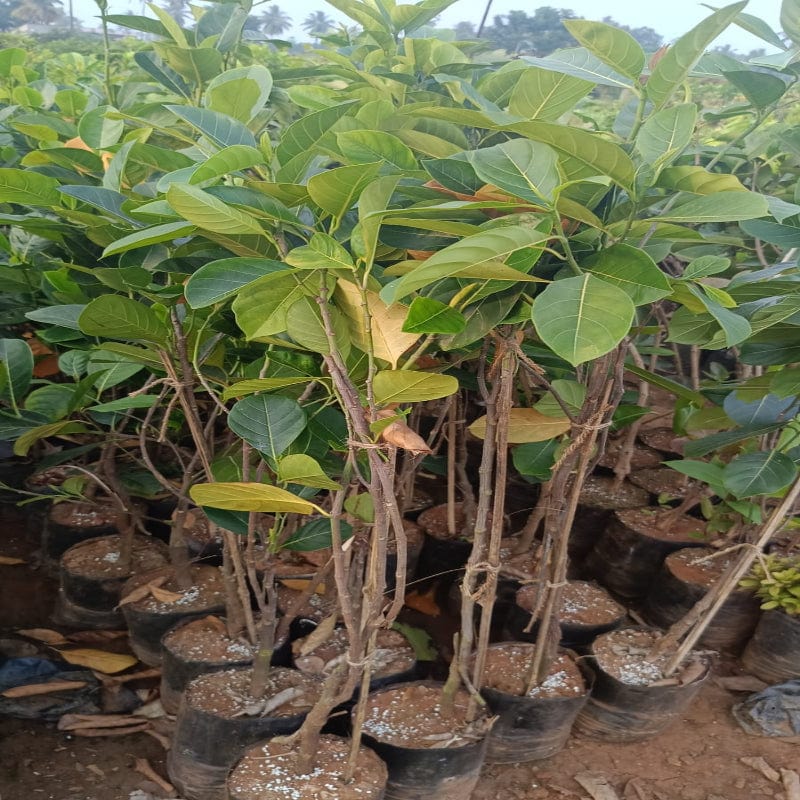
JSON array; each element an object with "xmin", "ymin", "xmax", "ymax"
[
  {"xmin": 18, "ymin": 628, "xmax": 68, "ymax": 645},
  {"xmin": 469, "ymin": 408, "xmax": 571, "ymax": 443},
  {"xmin": 335, "ymin": 280, "xmax": 419, "ymax": 368},
  {"xmin": 0, "ymin": 555, "xmax": 26, "ymax": 565},
  {"xmin": 190, "ymin": 482, "xmax": 326, "ymax": 515},
  {"xmin": 149, "ymin": 585, "xmax": 184, "ymax": 604},
  {"xmin": 58, "ymin": 648, "xmax": 138, "ymax": 674}
]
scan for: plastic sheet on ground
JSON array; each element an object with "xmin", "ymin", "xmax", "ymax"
[{"xmin": 732, "ymin": 679, "xmax": 800, "ymax": 739}]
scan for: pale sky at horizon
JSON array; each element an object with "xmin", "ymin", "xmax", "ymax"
[{"xmin": 70, "ymin": 0, "xmax": 784, "ymax": 50}]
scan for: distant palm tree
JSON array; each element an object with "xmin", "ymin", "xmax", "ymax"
[
  {"xmin": 259, "ymin": 5, "xmax": 291, "ymax": 36},
  {"xmin": 302, "ymin": 10, "xmax": 333, "ymax": 40}
]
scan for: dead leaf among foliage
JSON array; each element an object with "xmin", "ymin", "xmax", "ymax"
[
  {"xmin": 376, "ymin": 410, "xmax": 432, "ymax": 454},
  {"xmin": 149, "ymin": 585, "xmax": 184, "ymax": 604},
  {"xmin": 59, "ymin": 713, "xmax": 143, "ymax": 731},
  {"xmin": 0, "ymin": 555, "xmax": 26, "ymax": 566},
  {"xmin": 17, "ymin": 628, "xmax": 69, "ymax": 646},
  {"xmin": 57, "ymin": 648, "xmax": 137, "ymax": 674},
  {"xmin": 1, "ymin": 680, "xmax": 87, "ymax": 698},
  {"xmin": 118, "ymin": 577, "xmax": 169, "ymax": 608}
]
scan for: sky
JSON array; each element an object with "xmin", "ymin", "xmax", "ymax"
[{"xmin": 70, "ymin": 0, "xmax": 784, "ymax": 50}]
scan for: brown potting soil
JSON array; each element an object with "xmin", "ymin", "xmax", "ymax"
[
  {"xmin": 628, "ymin": 468, "xmax": 694, "ymax": 498},
  {"xmin": 293, "ymin": 627, "xmax": 415, "ymax": 680},
  {"xmin": 388, "ymin": 519, "xmax": 425, "ymax": 555},
  {"xmin": 666, "ymin": 547, "xmax": 740, "ymax": 588},
  {"xmin": 49, "ymin": 501, "xmax": 125, "ymax": 528},
  {"xmin": 276, "ymin": 583, "xmax": 337, "ymax": 622},
  {"xmin": 417, "ymin": 503, "xmax": 496, "ymax": 540},
  {"xmin": 122, "ymin": 565, "xmax": 226, "ymax": 613},
  {"xmin": 481, "ymin": 644, "xmax": 586, "ymax": 699},
  {"xmin": 597, "ymin": 438, "xmax": 664, "ymax": 470},
  {"xmin": 61, "ymin": 534, "xmax": 168, "ymax": 579},
  {"xmin": 184, "ymin": 666, "xmax": 321, "ymax": 718},
  {"xmin": 499, "ymin": 539, "xmax": 538, "ymax": 580},
  {"xmin": 576, "ymin": 475, "xmax": 650, "ymax": 511},
  {"xmin": 362, "ymin": 683, "xmax": 486, "ymax": 748},
  {"xmin": 162, "ymin": 615, "xmax": 254, "ymax": 662},
  {"xmin": 26, "ymin": 466, "xmax": 72, "ymax": 489},
  {"xmin": 180, "ymin": 508, "xmax": 222, "ymax": 549},
  {"xmin": 516, "ymin": 581, "xmax": 625, "ymax": 627},
  {"xmin": 615, "ymin": 508, "xmax": 708, "ymax": 543},
  {"xmin": 227, "ymin": 735, "xmax": 387, "ymax": 800},
  {"xmin": 638, "ymin": 428, "xmax": 687, "ymax": 455}
]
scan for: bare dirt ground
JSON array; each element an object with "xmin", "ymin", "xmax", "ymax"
[{"xmin": 1, "ymin": 507, "xmax": 797, "ymax": 800}]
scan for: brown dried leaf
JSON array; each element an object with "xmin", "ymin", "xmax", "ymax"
[
  {"xmin": 2, "ymin": 680, "xmax": 87, "ymax": 698},
  {"xmin": 781, "ymin": 769, "xmax": 800, "ymax": 800},
  {"xmin": 574, "ymin": 773, "xmax": 622, "ymax": 800},
  {"xmin": 149, "ymin": 585, "xmax": 184, "ymax": 604},
  {"xmin": 118, "ymin": 577, "xmax": 168, "ymax": 608},
  {"xmin": 72, "ymin": 724, "xmax": 150, "ymax": 738},
  {"xmin": 279, "ymin": 578, "xmax": 327, "ymax": 593},
  {"xmin": 17, "ymin": 628, "xmax": 68, "ymax": 646},
  {"xmin": 715, "ymin": 675, "xmax": 768, "ymax": 693},
  {"xmin": 404, "ymin": 586, "xmax": 441, "ymax": 617},
  {"xmin": 58, "ymin": 648, "xmax": 138, "ymax": 674},
  {"xmin": 0, "ymin": 555, "xmax": 26, "ymax": 566},
  {"xmin": 134, "ymin": 758, "xmax": 174, "ymax": 796},
  {"xmin": 67, "ymin": 630, "xmax": 128, "ymax": 644},
  {"xmin": 58, "ymin": 714, "xmax": 141, "ymax": 731},
  {"xmin": 741, "ymin": 757, "xmax": 780, "ymax": 783},
  {"xmin": 379, "ymin": 418, "xmax": 432, "ymax": 454}
]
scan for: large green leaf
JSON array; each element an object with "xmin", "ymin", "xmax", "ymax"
[
  {"xmin": 307, "ymin": 162, "xmax": 382, "ymax": 220},
  {"xmin": 190, "ymin": 145, "xmax": 266, "ymax": 185},
  {"xmin": 781, "ymin": 0, "xmax": 800, "ymax": 47},
  {"xmin": 723, "ymin": 69, "xmax": 790, "ymax": 108},
  {"xmin": 512, "ymin": 440, "xmax": 559, "ymax": 481},
  {"xmin": 286, "ymin": 234, "xmax": 355, "ymax": 272},
  {"xmin": 0, "ymin": 338, "xmax": 33, "ymax": 408},
  {"xmin": 102, "ymin": 221, "xmax": 195, "ymax": 257},
  {"xmin": 508, "ymin": 67, "xmax": 594, "ymax": 121},
  {"xmin": 523, "ymin": 48, "xmax": 634, "ymax": 89},
  {"xmin": 336, "ymin": 130, "xmax": 418, "ymax": 171},
  {"xmin": 466, "ymin": 139, "xmax": 560, "ymax": 205},
  {"xmin": 221, "ymin": 378, "xmax": 318, "ymax": 402},
  {"xmin": 204, "ymin": 66, "xmax": 273, "ymax": 123},
  {"xmin": 657, "ymin": 165, "xmax": 747, "ymax": 194},
  {"xmin": 285, "ymin": 296, "xmax": 350, "ymax": 358},
  {"xmin": 647, "ymin": 2, "xmax": 748, "ymax": 109},
  {"xmin": 166, "ymin": 105, "xmax": 257, "ymax": 148},
  {"xmin": 134, "ymin": 51, "xmax": 190, "ymax": 97},
  {"xmin": 77, "ymin": 105, "xmax": 124, "ymax": 150},
  {"xmin": 277, "ymin": 454, "xmax": 340, "ymax": 491},
  {"xmin": 78, "ymin": 297, "xmax": 169, "ymax": 345},
  {"xmin": 402, "ymin": 296, "xmax": 466, "ymax": 334},
  {"xmin": 25, "ymin": 305, "xmax": 86, "ymax": 330},
  {"xmin": 507, "ymin": 120, "xmax": 635, "ymax": 190},
  {"xmin": 184, "ymin": 258, "xmax": 287, "ymax": 308},
  {"xmin": 582, "ymin": 244, "xmax": 672, "ymax": 305},
  {"xmin": 722, "ymin": 451, "xmax": 796, "ymax": 498},
  {"xmin": 190, "ymin": 482, "xmax": 322, "ymax": 514},
  {"xmin": 283, "ymin": 516, "xmax": 353, "ymax": 552},
  {"xmin": 228, "ymin": 394, "xmax": 306, "ymax": 459},
  {"xmin": 531, "ymin": 274, "xmax": 635, "ymax": 366},
  {"xmin": 563, "ymin": 19, "xmax": 645, "ymax": 79},
  {"xmin": 167, "ymin": 183, "xmax": 266, "ymax": 236},
  {"xmin": 382, "ymin": 226, "xmax": 548, "ymax": 302},
  {"xmin": 635, "ymin": 104, "xmax": 698, "ymax": 170},
  {"xmin": 87, "ymin": 350, "xmax": 145, "ymax": 391},
  {"xmin": 656, "ymin": 191, "xmax": 768, "ymax": 222},
  {"xmin": 470, "ymin": 407, "xmax": 570, "ymax": 442},
  {"xmin": 373, "ymin": 370, "xmax": 459, "ymax": 405},
  {"xmin": 739, "ymin": 219, "xmax": 800, "ymax": 248},
  {"xmin": 13, "ymin": 421, "xmax": 88, "ymax": 457},
  {"xmin": 233, "ymin": 272, "xmax": 317, "ymax": 340},
  {"xmin": 0, "ymin": 168, "xmax": 60, "ymax": 207},
  {"xmin": 152, "ymin": 43, "xmax": 224, "ymax": 85}
]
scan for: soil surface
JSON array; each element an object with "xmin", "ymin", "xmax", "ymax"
[
  {"xmin": 614, "ymin": 508, "xmax": 709, "ymax": 543},
  {"xmin": 666, "ymin": 547, "xmax": 743, "ymax": 588},
  {"xmin": 481, "ymin": 644, "xmax": 586, "ymax": 699},
  {"xmin": 162, "ymin": 616, "xmax": 254, "ymax": 663},
  {"xmin": 516, "ymin": 581, "xmax": 625, "ymax": 627},
  {"xmin": 62, "ymin": 535, "xmax": 168, "ymax": 579},
  {"xmin": 577, "ymin": 475, "xmax": 651, "ymax": 511},
  {"xmin": 2, "ymin": 506, "xmax": 799, "ymax": 800}
]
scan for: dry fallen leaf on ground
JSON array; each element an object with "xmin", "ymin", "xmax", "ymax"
[
  {"xmin": 134, "ymin": 758, "xmax": 174, "ymax": 796},
  {"xmin": 0, "ymin": 555, "xmax": 26, "ymax": 566},
  {"xmin": 574, "ymin": 773, "xmax": 622, "ymax": 800},
  {"xmin": 118, "ymin": 577, "xmax": 169, "ymax": 608},
  {"xmin": 1, "ymin": 680, "xmax": 87, "ymax": 698},
  {"xmin": 149, "ymin": 585, "xmax": 184, "ymax": 604},
  {"xmin": 57, "ymin": 648, "xmax": 137, "ymax": 674},
  {"xmin": 740, "ymin": 756, "xmax": 780, "ymax": 783},
  {"xmin": 404, "ymin": 586, "xmax": 441, "ymax": 617},
  {"xmin": 17, "ymin": 628, "xmax": 69, "ymax": 645}
]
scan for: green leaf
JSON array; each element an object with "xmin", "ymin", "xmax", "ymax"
[
  {"xmin": 723, "ymin": 392, "xmax": 798, "ymax": 426},
  {"xmin": 470, "ymin": 407, "xmax": 570, "ymax": 442},
  {"xmin": 508, "ymin": 120, "xmax": 635, "ymax": 190},
  {"xmin": 221, "ymin": 378, "xmax": 317, "ymax": 402},
  {"xmin": 625, "ymin": 363, "xmax": 707, "ymax": 404},
  {"xmin": 228, "ymin": 394, "xmax": 306, "ymax": 459},
  {"xmin": 512, "ymin": 439, "xmax": 559, "ymax": 481},
  {"xmin": 78, "ymin": 297, "xmax": 169, "ymax": 345},
  {"xmin": 277, "ymin": 454, "xmax": 340, "ymax": 491},
  {"xmin": 682, "ymin": 256, "xmax": 731, "ymax": 279},
  {"xmin": 286, "ymin": 233, "xmax": 355, "ymax": 272},
  {"xmin": 508, "ymin": 67, "xmax": 594, "ymax": 121},
  {"xmin": 88, "ymin": 395, "xmax": 160, "ymax": 413},
  {"xmin": 184, "ymin": 258, "xmax": 287, "ymax": 308},
  {"xmin": 102, "ymin": 221, "xmax": 195, "ymax": 257},
  {"xmin": 647, "ymin": 2, "xmax": 748, "ymax": 109},
  {"xmin": 204, "ymin": 66, "xmax": 273, "ymax": 123},
  {"xmin": 657, "ymin": 191, "xmax": 768, "ymax": 223},
  {"xmin": 283, "ymin": 516, "xmax": 353, "ymax": 551},
  {"xmin": 523, "ymin": 48, "xmax": 634, "ymax": 89},
  {"xmin": 782, "ymin": 0, "xmax": 800, "ymax": 47},
  {"xmin": 190, "ymin": 482, "xmax": 323, "ymax": 514},
  {"xmin": 582, "ymin": 244, "xmax": 672, "ymax": 305},
  {"xmin": 153, "ymin": 43, "xmax": 223, "ymax": 85},
  {"xmin": 466, "ymin": 139, "xmax": 560, "ymax": 205},
  {"xmin": 0, "ymin": 338, "xmax": 33, "ymax": 408},
  {"xmin": 13, "ymin": 421, "xmax": 87, "ymax": 457},
  {"xmin": 24, "ymin": 384, "xmax": 74, "ymax": 421},
  {"xmin": 307, "ymin": 162, "xmax": 382, "ymax": 220},
  {"xmin": 657, "ymin": 165, "xmax": 747, "ymax": 194},
  {"xmin": 373, "ymin": 370, "xmax": 459, "ymax": 405},
  {"xmin": 233, "ymin": 272, "xmax": 317, "ymax": 340},
  {"xmin": 635, "ymin": 104, "xmax": 698, "ymax": 170},
  {"xmin": 77, "ymin": 106, "xmax": 124, "ymax": 149},
  {"xmin": 563, "ymin": 19, "xmax": 645, "ymax": 79},
  {"xmin": 663, "ymin": 459, "xmax": 725, "ymax": 488},
  {"xmin": 531, "ymin": 274, "xmax": 635, "ymax": 367},
  {"xmin": 190, "ymin": 145, "xmax": 266, "ymax": 185},
  {"xmin": 25, "ymin": 305, "xmax": 85, "ymax": 330},
  {"xmin": 166, "ymin": 104, "xmax": 256, "ymax": 148},
  {"xmin": 740, "ymin": 219, "xmax": 800, "ymax": 248},
  {"xmin": 336, "ymin": 130, "xmax": 418, "ymax": 171},
  {"xmin": 382, "ymin": 226, "xmax": 548, "ymax": 303},
  {"xmin": 722, "ymin": 451, "xmax": 796, "ymax": 498},
  {"xmin": 683, "ymin": 422, "xmax": 785, "ymax": 458},
  {"xmin": 0, "ymin": 168, "xmax": 60, "ymax": 206},
  {"xmin": 402, "ymin": 296, "xmax": 466, "ymax": 334},
  {"xmin": 167, "ymin": 184, "xmax": 265, "ymax": 236},
  {"xmin": 286, "ymin": 296, "xmax": 350, "ymax": 358},
  {"xmin": 722, "ymin": 69, "xmax": 789, "ymax": 108},
  {"xmin": 134, "ymin": 51, "xmax": 190, "ymax": 97}
]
